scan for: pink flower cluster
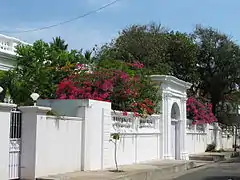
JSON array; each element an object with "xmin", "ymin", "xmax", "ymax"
[
  {"xmin": 56, "ymin": 61, "xmax": 155, "ymax": 116},
  {"xmin": 130, "ymin": 61, "xmax": 144, "ymax": 69},
  {"xmin": 187, "ymin": 97, "xmax": 217, "ymax": 125}
]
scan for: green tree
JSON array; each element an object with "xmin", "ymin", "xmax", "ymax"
[
  {"xmin": 167, "ymin": 31, "xmax": 198, "ymax": 83},
  {"xmin": 50, "ymin": 36, "xmax": 68, "ymax": 51},
  {"xmin": 9, "ymin": 39, "xmax": 86, "ymax": 105},
  {"xmin": 96, "ymin": 23, "xmax": 199, "ymax": 81},
  {"xmin": 192, "ymin": 25, "xmax": 240, "ymax": 116},
  {"xmin": 96, "ymin": 23, "xmax": 240, "ymax": 123},
  {"xmin": 96, "ymin": 23, "xmax": 171, "ymax": 74}
]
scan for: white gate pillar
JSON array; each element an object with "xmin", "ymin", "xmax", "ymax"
[
  {"xmin": 76, "ymin": 100, "xmax": 112, "ymax": 171},
  {"xmin": 19, "ymin": 106, "xmax": 50, "ymax": 180},
  {"xmin": 0, "ymin": 103, "xmax": 16, "ymax": 180},
  {"xmin": 151, "ymin": 75, "xmax": 192, "ymax": 161}
]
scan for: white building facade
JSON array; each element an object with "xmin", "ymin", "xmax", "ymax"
[{"xmin": 0, "ymin": 34, "xmax": 28, "ymax": 71}]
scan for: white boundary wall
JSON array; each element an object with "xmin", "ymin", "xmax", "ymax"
[
  {"xmin": 34, "ymin": 115, "xmax": 83, "ymax": 177},
  {"xmin": 186, "ymin": 123, "xmax": 234, "ymax": 154},
  {"xmin": 102, "ymin": 111, "xmax": 162, "ymax": 168},
  {"xmin": 0, "ymin": 75, "xmax": 235, "ymax": 179},
  {"xmin": 19, "ymin": 106, "xmax": 84, "ymax": 179},
  {"xmin": 0, "ymin": 101, "xmax": 236, "ymax": 180}
]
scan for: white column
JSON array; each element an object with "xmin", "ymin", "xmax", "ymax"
[
  {"xmin": 0, "ymin": 103, "xmax": 16, "ymax": 180},
  {"xmin": 163, "ymin": 93, "xmax": 174, "ymax": 159},
  {"xmin": 19, "ymin": 106, "xmax": 50, "ymax": 180},
  {"xmin": 214, "ymin": 123, "xmax": 222, "ymax": 150},
  {"xmin": 180, "ymin": 97, "xmax": 189, "ymax": 160}
]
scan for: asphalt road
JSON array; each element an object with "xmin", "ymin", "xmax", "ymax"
[{"xmin": 173, "ymin": 158, "xmax": 240, "ymax": 180}]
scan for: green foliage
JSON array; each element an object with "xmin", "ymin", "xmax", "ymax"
[
  {"xmin": 50, "ymin": 36, "xmax": 68, "ymax": 51},
  {"xmin": 97, "ymin": 59, "xmax": 136, "ymax": 76},
  {"xmin": 96, "ymin": 23, "xmax": 171, "ymax": 74},
  {"xmin": 9, "ymin": 37, "xmax": 88, "ymax": 105},
  {"xmin": 96, "ymin": 23, "xmax": 198, "ymax": 81},
  {"xmin": 96, "ymin": 23, "xmax": 240, "ymax": 125},
  {"xmin": 167, "ymin": 31, "xmax": 199, "ymax": 83},
  {"xmin": 56, "ymin": 61, "xmax": 160, "ymax": 116},
  {"xmin": 6, "ymin": 23, "xmax": 240, "ymax": 128},
  {"xmin": 205, "ymin": 143, "xmax": 216, "ymax": 152},
  {"xmin": 192, "ymin": 25, "xmax": 240, "ymax": 116},
  {"xmin": 0, "ymin": 70, "xmax": 10, "ymax": 101},
  {"xmin": 111, "ymin": 133, "xmax": 120, "ymax": 140}
]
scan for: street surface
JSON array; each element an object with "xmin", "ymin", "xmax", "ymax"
[{"xmin": 172, "ymin": 158, "xmax": 240, "ymax": 180}]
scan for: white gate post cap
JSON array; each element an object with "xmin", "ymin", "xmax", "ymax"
[
  {"xmin": 19, "ymin": 106, "xmax": 51, "ymax": 114},
  {"xmin": 0, "ymin": 103, "xmax": 16, "ymax": 111}
]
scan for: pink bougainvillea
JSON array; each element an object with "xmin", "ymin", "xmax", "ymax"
[
  {"xmin": 187, "ymin": 97, "xmax": 217, "ymax": 125},
  {"xmin": 56, "ymin": 61, "xmax": 157, "ymax": 116}
]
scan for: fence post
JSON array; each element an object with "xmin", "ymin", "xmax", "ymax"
[
  {"xmin": 19, "ymin": 106, "xmax": 51, "ymax": 180},
  {"xmin": 76, "ymin": 99, "xmax": 111, "ymax": 171},
  {"xmin": 0, "ymin": 103, "xmax": 16, "ymax": 180}
]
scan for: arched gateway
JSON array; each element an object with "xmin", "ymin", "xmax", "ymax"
[
  {"xmin": 171, "ymin": 102, "xmax": 181, "ymax": 159},
  {"xmin": 151, "ymin": 75, "xmax": 192, "ymax": 160}
]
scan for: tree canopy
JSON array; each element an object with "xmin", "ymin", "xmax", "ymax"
[
  {"xmin": 2, "ymin": 23, "xmax": 240, "ymax": 125},
  {"xmin": 96, "ymin": 23, "xmax": 240, "ymax": 123},
  {"xmin": 96, "ymin": 23, "xmax": 199, "ymax": 83},
  {"xmin": 192, "ymin": 26, "xmax": 240, "ymax": 115},
  {"xmin": 7, "ymin": 38, "xmax": 89, "ymax": 105}
]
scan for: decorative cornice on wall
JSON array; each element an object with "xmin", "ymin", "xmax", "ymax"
[
  {"xmin": 150, "ymin": 75, "xmax": 192, "ymax": 90},
  {"xmin": 0, "ymin": 52, "xmax": 16, "ymax": 71},
  {"xmin": 0, "ymin": 51, "xmax": 16, "ymax": 61}
]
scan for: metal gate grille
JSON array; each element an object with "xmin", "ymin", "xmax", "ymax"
[{"xmin": 9, "ymin": 108, "xmax": 22, "ymax": 180}]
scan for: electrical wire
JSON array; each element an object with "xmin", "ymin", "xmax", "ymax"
[{"xmin": 0, "ymin": 0, "xmax": 122, "ymax": 34}]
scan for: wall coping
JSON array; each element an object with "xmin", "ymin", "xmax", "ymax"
[
  {"xmin": 45, "ymin": 115, "xmax": 83, "ymax": 121},
  {"xmin": 19, "ymin": 106, "xmax": 51, "ymax": 113},
  {"xmin": 151, "ymin": 75, "xmax": 192, "ymax": 90},
  {"xmin": 0, "ymin": 103, "xmax": 16, "ymax": 111}
]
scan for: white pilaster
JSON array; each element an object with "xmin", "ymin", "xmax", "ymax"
[
  {"xmin": 163, "ymin": 93, "xmax": 174, "ymax": 159},
  {"xmin": 180, "ymin": 97, "xmax": 189, "ymax": 160},
  {"xmin": 214, "ymin": 123, "xmax": 222, "ymax": 150}
]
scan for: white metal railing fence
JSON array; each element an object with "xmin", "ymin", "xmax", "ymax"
[{"xmin": 9, "ymin": 108, "xmax": 22, "ymax": 180}]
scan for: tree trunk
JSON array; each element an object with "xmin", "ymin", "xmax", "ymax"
[
  {"xmin": 114, "ymin": 139, "xmax": 118, "ymax": 171},
  {"xmin": 234, "ymin": 126, "xmax": 237, "ymax": 152},
  {"xmin": 212, "ymin": 100, "xmax": 217, "ymax": 115}
]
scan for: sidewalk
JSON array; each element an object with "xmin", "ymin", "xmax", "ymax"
[
  {"xmin": 189, "ymin": 149, "xmax": 240, "ymax": 162},
  {"xmin": 37, "ymin": 160, "xmax": 208, "ymax": 180}
]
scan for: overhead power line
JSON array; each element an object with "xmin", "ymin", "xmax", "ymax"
[{"xmin": 0, "ymin": 0, "xmax": 122, "ymax": 34}]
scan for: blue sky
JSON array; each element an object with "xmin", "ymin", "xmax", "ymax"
[{"xmin": 0, "ymin": 0, "xmax": 239, "ymax": 50}]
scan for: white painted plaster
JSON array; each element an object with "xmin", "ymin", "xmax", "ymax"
[
  {"xmin": 151, "ymin": 75, "xmax": 192, "ymax": 160},
  {"xmin": 0, "ymin": 103, "xmax": 16, "ymax": 180}
]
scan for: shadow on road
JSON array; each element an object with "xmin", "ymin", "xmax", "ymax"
[
  {"xmin": 203, "ymin": 176, "xmax": 240, "ymax": 180},
  {"xmin": 221, "ymin": 157, "xmax": 240, "ymax": 164}
]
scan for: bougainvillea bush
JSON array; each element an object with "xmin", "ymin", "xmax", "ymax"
[
  {"xmin": 56, "ymin": 61, "xmax": 160, "ymax": 116},
  {"xmin": 187, "ymin": 97, "xmax": 217, "ymax": 125}
]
